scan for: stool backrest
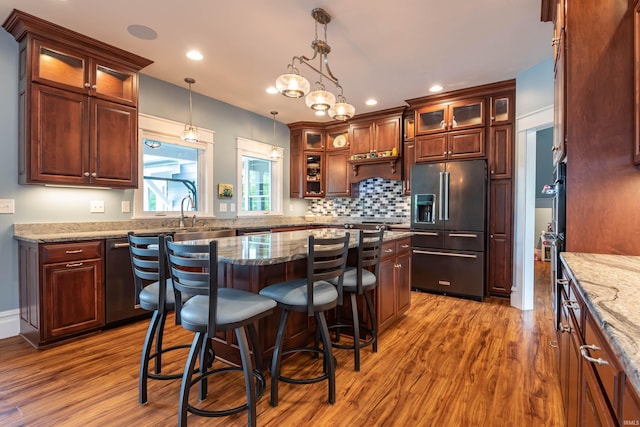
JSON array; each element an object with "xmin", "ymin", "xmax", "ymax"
[
  {"xmin": 165, "ymin": 238, "xmax": 219, "ymax": 330},
  {"xmin": 307, "ymin": 233, "xmax": 350, "ymax": 314},
  {"xmin": 128, "ymin": 232, "xmax": 168, "ymax": 312},
  {"xmin": 355, "ymin": 229, "xmax": 385, "ymax": 293}
]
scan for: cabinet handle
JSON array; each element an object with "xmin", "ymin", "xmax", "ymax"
[
  {"xmin": 549, "ymin": 340, "xmax": 558, "ymax": 348},
  {"xmin": 384, "ymin": 249, "xmax": 394, "ymax": 253},
  {"xmin": 112, "ymin": 243, "xmax": 130, "ymax": 249},
  {"xmin": 400, "ymin": 244, "xmax": 410, "ymax": 248},
  {"xmin": 65, "ymin": 249, "xmax": 84, "ymax": 254},
  {"xmin": 580, "ymin": 344, "xmax": 609, "ymax": 365},
  {"xmin": 65, "ymin": 262, "xmax": 84, "ymax": 268},
  {"xmin": 557, "ymin": 278, "xmax": 568, "ymax": 285},
  {"xmin": 559, "ymin": 324, "xmax": 571, "ymax": 333},
  {"xmin": 563, "ymin": 300, "xmax": 580, "ymax": 310},
  {"xmin": 83, "ymin": 172, "xmax": 90, "ymax": 177},
  {"xmin": 448, "ymin": 233, "xmax": 478, "ymax": 238}
]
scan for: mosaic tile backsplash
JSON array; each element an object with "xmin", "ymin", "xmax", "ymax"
[{"xmin": 308, "ymin": 178, "xmax": 410, "ymax": 219}]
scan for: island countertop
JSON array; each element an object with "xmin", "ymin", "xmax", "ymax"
[
  {"xmin": 174, "ymin": 228, "xmax": 412, "ymax": 266},
  {"xmin": 560, "ymin": 252, "xmax": 640, "ymax": 394}
]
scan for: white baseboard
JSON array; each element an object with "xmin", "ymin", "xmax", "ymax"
[{"xmin": 0, "ymin": 309, "xmax": 20, "ymax": 339}]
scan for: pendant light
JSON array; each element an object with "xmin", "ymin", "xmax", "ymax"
[
  {"xmin": 275, "ymin": 8, "xmax": 355, "ymax": 120},
  {"xmin": 270, "ymin": 111, "xmax": 282, "ymax": 159},
  {"xmin": 181, "ymin": 77, "xmax": 200, "ymax": 142}
]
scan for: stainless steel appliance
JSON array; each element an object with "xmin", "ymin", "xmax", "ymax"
[
  {"xmin": 546, "ymin": 162, "xmax": 566, "ymax": 330},
  {"xmin": 410, "ymin": 159, "xmax": 487, "ymax": 300}
]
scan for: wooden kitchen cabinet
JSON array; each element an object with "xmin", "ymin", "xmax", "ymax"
[
  {"xmin": 304, "ymin": 152, "xmax": 324, "ymax": 197},
  {"xmin": 635, "ymin": 0, "xmax": 640, "ymax": 165},
  {"xmin": 376, "ymin": 237, "xmax": 411, "ymax": 333},
  {"xmin": 415, "ymin": 128, "xmax": 485, "ymax": 162},
  {"xmin": 552, "ymin": 0, "xmax": 567, "ymax": 166},
  {"xmin": 487, "ymin": 180, "xmax": 513, "ymax": 296},
  {"xmin": 490, "ymin": 93, "xmax": 513, "ymax": 126},
  {"xmin": 288, "ymin": 123, "xmax": 326, "ymax": 198},
  {"xmin": 488, "ymin": 124, "xmax": 512, "ymax": 179},
  {"xmin": 623, "ymin": 378, "xmax": 640, "ymax": 425},
  {"xmin": 18, "ymin": 239, "xmax": 105, "ymax": 348},
  {"xmin": 402, "ymin": 139, "xmax": 415, "ymax": 196},
  {"xmin": 415, "ymin": 98, "xmax": 485, "ymax": 135},
  {"xmin": 3, "ymin": 10, "xmax": 152, "ymax": 188},
  {"xmin": 326, "ymin": 149, "xmax": 352, "ymax": 197},
  {"xmin": 349, "ymin": 108, "xmax": 403, "ymax": 157}
]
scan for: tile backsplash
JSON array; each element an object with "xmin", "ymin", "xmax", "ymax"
[{"xmin": 308, "ymin": 178, "xmax": 410, "ymax": 219}]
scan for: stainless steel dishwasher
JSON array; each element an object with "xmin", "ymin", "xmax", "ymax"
[{"xmin": 105, "ymin": 237, "xmax": 150, "ymax": 325}]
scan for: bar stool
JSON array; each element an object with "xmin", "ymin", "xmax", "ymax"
[
  {"xmin": 327, "ymin": 229, "xmax": 384, "ymax": 371},
  {"xmin": 259, "ymin": 232, "xmax": 350, "ymax": 406},
  {"xmin": 165, "ymin": 237, "xmax": 276, "ymax": 427},
  {"xmin": 128, "ymin": 232, "xmax": 190, "ymax": 405}
]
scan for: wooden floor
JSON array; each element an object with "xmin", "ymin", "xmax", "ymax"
[{"xmin": 0, "ymin": 261, "xmax": 564, "ymax": 426}]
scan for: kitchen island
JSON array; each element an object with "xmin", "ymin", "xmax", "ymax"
[
  {"xmin": 559, "ymin": 253, "xmax": 640, "ymax": 424},
  {"xmin": 174, "ymin": 228, "xmax": 412, "ymax": 366}
]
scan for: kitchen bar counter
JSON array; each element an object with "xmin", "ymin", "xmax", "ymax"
[{"xmin": 560, "ymin": 252, "xmax": 640, "ymax": 394}]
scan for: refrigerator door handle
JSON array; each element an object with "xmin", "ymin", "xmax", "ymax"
[
  {"xmin": 448, "ymin": 233, "xmax": 478, "ymax": 238},
  {"xmin": 443, "ymin": 171, "xmax": 450, "ymax": 220},
  {"xmin": 438, "ymin": 171, "xmax": 444, "ymax": 220}
]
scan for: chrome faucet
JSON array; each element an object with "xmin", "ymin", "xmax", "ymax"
[{"xmin": 179, "ymin": 195, "xmax": 195, "ymax": 228}]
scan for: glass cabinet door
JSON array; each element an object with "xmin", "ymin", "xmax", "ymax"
[
  {"xmin": 450, "ymin": 99, "xmax": 484, "ymax": 130},
  {"xmin": 34, "ymin": 39, "xmax": 88, "ymax": 92},
  {"xmin": 304, "ymin": 153, "xmax": 323, "ymax": 197},
  {"xmin": 303, "ymin": 129, "xmax": 324, "ymax": 151},
  {"xmin": 490, "ymin": 94, "xmax": 513, "ymax": 125},
  {"xmin": 94, "ymin": 63, "xmax": 136, "ymax": 105},
  {"xmin": 416, "ymin": 104, "xmax": 447, "ymax": 135}
]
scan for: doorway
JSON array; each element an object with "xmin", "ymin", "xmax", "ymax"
[{"xmin": 512, "ymin": 105, "xmax": 553, "ymax": 310}]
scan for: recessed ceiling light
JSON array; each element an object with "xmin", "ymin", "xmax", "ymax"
[
  {"xmin": 365, "ymin": 99, "xmax": 378, "ymax": 106},
  {"xmin": 429, "ymin": 84, "xmax": 443, "ymax": 93},
  {"xmin": 186, "ymin": 50, "xmax": 203, "ymax": 61},
  {"xmin": 127, "ymin": 24, "xmax": 158, "ymax": 41},
  {"xmin": 266, "ymin": 86, "xmax": 279, "ymax": 94}
]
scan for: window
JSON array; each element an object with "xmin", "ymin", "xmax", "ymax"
[
  {"xmin": 237, "ymin": 137, "xmax": 283, "ymax": 216},
  {"xmin": 135, "ymin": 114, "xmax": 214, "ymax": 218}
]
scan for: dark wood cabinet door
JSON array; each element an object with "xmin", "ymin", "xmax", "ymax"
[
  {"xmin": 489, "ymin": 125, "xmax": 512, "ymax": 179},
  {"xmin": 43, "ymin": 258, "xmax": 104, "ymax": 339},
  {"xmin": 32, "ymin": 38, "xmax": 89, "ymax": 94},
  {"xmin": 350, "ymin": 121, "xmax": 373, "ymax": 155},
  {"xmin": 487, "ymin": 180, "xmax": 513, "ymax": 296},
  {"xmin": 415, "ymin": 134, "xmax": 447, "ymax": 162},
  {"xmin": 581, "ymin": 360, "xmax": 617, "ymax": 427},
  {"xmin": 623, "ymin": 378, "xmax": 640, "ymax": 425},
  {"xmin": 326, "ymin": 149, "xmax": 351, "ymax": 197},
  {"xmin": 93, "ymin": 60, "xmax": 138, "ymax": 106},
  {"xmin": 395, "ymin": 242, "xmax": 411, "ymax": 315},
  {"xmin": 490, "ymin": 93, "xmax": 513, "ymax": 125},
  {"xmin": 289, "ymin": 129, "xmax": 303, "ymax": 198},
  {"xmin": 376, "ymin": 256, "xmax": 396, "ymax": 332},
  {"xmin": 448, "ymin": 129, "xmax": 485, "ymax": 160},
  {"xmin": 91, "ymin": 99, "xmax": 137, "ymax": 188},
  {"xmin": 374, "ymin": 116, "xmax": 400, "ymax": 154},
  {"xmin": 402, "ymin": 140, "xmax": 415, "ymax": 195},
  {"xmin": 30, "ymin": 84, "xmax": 89, "ymax": 185}
]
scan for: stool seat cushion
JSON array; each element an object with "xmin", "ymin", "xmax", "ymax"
[
  {"xmin": 328, "ymin": 267, "xmax": 377, "ymax": 291},
  {"xmin": 180, "ymin": 289, "xmax": 277, "ymax": 332},
  {"xmin": 139, "ymin": 279, "xmax": 176, "ymax": 311},
  {"xmin": 259, "ymin": 279, "xmax": 338, "ymax": 308}
]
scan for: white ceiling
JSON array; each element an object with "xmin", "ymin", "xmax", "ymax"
[{"xmin": 0, "ymin": 0, "xmax": 552, "ymax": 125}]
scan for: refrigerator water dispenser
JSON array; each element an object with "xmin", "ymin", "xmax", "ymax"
[{"xmin": 414, "ymin": 194, "xmax": 435, "ymax": 223}]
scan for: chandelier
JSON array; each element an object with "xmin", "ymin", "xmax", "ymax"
[
  {"xmin": 181, "ymin": 77, "xmax": 200, "ymax": 142},
  {"xmin": 275, "ymin": 8, "xmax": 355, "ymax": 121}
]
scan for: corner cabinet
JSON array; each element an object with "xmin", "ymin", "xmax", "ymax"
[
  {"xmin": 3, "ymin": 9, "xmax": 152, "ymax": 188},
  {"xmin": 289, "ymin": 123, "xmax": 326, "ymax": 198},
  {"xmin": 18, "ymin": 239, "xmax": 105, "ymax": 348}
]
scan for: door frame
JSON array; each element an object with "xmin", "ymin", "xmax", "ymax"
[{"xmin": 512, "ymin": 105, "xmax": 553, "ymax": 310}]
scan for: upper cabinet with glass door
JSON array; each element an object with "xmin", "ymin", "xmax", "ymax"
[
  {"xmin": 490, "ymin": 93, "xmax": 513, "ymax": 125},
  {"xmin": 415, "ymin": 98, "xmax": 485, "ymax": 135},
  {"xmin": 33, "ymin": 38, "xmax": 139, "ymax": 106}
]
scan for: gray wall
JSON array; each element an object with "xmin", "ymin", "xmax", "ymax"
[{"xmin": 536, "ymin": 127, "xmax": 554, "ymax": 204}]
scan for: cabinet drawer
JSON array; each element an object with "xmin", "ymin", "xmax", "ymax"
[
  {"xmin": 396, "ymin": 238, "xmax": 411, "ymax": 254},
  {"xmin": 583, "ymin": 312, "xmax": 623, "ymax": 418},
  {"xmin": 42, "ymin": 241, "xmax": 104, "ymax": 263},
  {"xmin": 381, "ymin": 241, "xmax": 396, "ymax": 260}
]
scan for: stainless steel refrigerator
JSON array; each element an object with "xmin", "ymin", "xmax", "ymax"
[{"xmin": 410, "ymin": 159, "xmax": 487, "ymax": 300}]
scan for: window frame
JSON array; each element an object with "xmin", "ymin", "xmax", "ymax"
[
  {"xmin": 134, "ymin": 113, "xmax": 215, "ymax": 218},
  {"xmin": 236, "ymin": 136, "xmax": 284, "ymax": 217}
]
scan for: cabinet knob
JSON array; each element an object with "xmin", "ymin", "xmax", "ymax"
[
  {"xmin": 91, "ymin": 85, "xmax": 97, "ymax": 90},
  {"xmin": 91, "ymin": 172, "xmax": 97, "ymax": 177},
  {"xmin": 490, "ymin": 234, "xmax": 494, "ymax": 238},
  {"xmin": 84, "ymin": 83, "xmax": 90, "ymax": 88},
  {"xmin": 83, "ymin": 172, "xmax": 90, "ymax": 177},
  {"xmin": 491, "ymin": 170, "xmax": 495, "ymax": 174}
]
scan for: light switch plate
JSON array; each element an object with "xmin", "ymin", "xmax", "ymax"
[
  {"xmin": 219, "ymin": 202, "xmax": 227, "ymax": 212},
  {"xmin": 121, "ymin": 201, "xmax": 131, "ymax": 213},
  {"xmin": 90, "ymin": 200, "xmax": 105, "ymax": 213},
  {"xmin": 0, "ymin": 199, "xmax": 15, "ymax": 214},
  {"xmin": 230, "ymin": 203, "xmax": 236, "ymax": 212}
]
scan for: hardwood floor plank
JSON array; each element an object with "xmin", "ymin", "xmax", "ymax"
[{"xmin": 0, "ymin": 261, "xmax": 563, "ymax": 426}]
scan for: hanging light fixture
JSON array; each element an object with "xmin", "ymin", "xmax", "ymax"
[
  {"xmin": 270, "ymin": 111, "xmax": 281, "ymax": 159},
  {"xmin": 180, "ymin": 77, "xmax": 200, "ymax": 142},
  {"xmin": 275, "ymin": 8, "xmax": 355, "ymax": 121}
]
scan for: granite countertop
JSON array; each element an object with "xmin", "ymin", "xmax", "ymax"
[
  {"xmin": 12, "ymin": 217, "xmax": 410, "ymax": 243},
  {"xmin": 172, "ymin": 228, "xmax": 412, "ymax": 266},
  {"xmin": 560, "ymin": 252, "xmax": 640, "ymax": 394}
]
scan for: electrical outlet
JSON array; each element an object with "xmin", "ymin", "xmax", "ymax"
[
  {"xmin": 230, "ymin": 203, "xmax": 236, "ymax": 212},
  {"xmin": 90, "ymin": 200, "xmax": 105, "ymax": 213},
  {"xmin": 121, "ymin": 201, "xmax": 131, "ymax": 213},
  {"xmin": 219, "ymin": 202, "xmax": 227, "ymax": 212},
  {"xmin": 0, "ymin": 199, "xmax": 15, "ymax": 214}
]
